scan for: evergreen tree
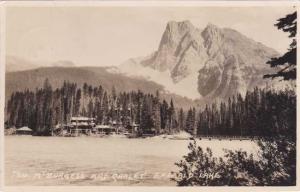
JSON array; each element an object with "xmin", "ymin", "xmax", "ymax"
[
  {"xmin": 264, "ymin": 11, "xmax": 297, "ymax": 80},
  {"xmin": 74, "ymin": 89, "xmax": 81, "ymax": 116},
  {"xmin": 178, "ymin": 108, "xmax": 185, "ymax": 131}
]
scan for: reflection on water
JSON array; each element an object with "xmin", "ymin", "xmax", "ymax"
[{"xmin": 5, "ymin": 136, "xmax": 258, "ymax": 186}]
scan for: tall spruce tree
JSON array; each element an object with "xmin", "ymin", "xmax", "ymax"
[{"xmin": 264, "ymin": 11, "xmax": 297, "ymax": 80}]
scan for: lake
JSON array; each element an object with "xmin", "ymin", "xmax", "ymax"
[{"xmin": 5, "ymin": 136, "xmax": 259, "ymax": 186}]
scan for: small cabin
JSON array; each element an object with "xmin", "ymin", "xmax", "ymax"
[
  {"xmin": 125, "ymin": 123, "xmax": 139, "ymax": 134},
  {"xmin": 16, "ymin": 127, "xmax": 33, "ymax": 135},
  {"xmin": 142, "ymin": 127, "xmax": 156, "ymax": 137},
  {"xmin": 94, "ymin": 125, "xmax": 116, "ymax": 135}
]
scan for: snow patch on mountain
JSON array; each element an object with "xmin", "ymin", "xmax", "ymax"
[{"xmin": 111, "ymin": 60, "xmax": 201, "ymax": 99}]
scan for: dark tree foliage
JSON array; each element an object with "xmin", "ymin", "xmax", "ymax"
[
  {"xmin": 6, "ymin": 79, "xmax": 295, "ymax": 138},
  {"xmin": 173, "ymin": 137, "xmax": 296, "ymax": 186},
  {"xmin": 185, "ymin": 107, "xmax": 196, "ymax": 135},
  {"xmin": 6, "ymin": 79, "xmax": 179, "ymax": 136},
  {"xmin": 264, "ymin": 11, "xmax": 297, "ymax": 80},
  {"xmin": 196, "ymin": 88, "xmax": 296, "ymax": 137},
  {"xmin": 173, "ymin": 83, "xmax": 296, "ymax": 186}
]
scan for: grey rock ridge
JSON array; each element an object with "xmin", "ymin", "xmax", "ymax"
[
  {"xmin": 142, "ymin": 20, "xmax": 207, "ymax": 83},
  {"xmin": 121, "ymin": 20, "xmax": 280, "ymax": 100}
]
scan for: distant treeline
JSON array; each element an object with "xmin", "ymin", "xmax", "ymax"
[
  {"xmin": 5, "ymin": 79, "xmax": 296, "ymax": 137},
  {"xmin": 194, "ymin": 88, "xmax": 296, "ymax": 137}
]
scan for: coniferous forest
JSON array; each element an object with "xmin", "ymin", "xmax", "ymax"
[{"xmin": 5, "ymin": 78, "xmax": 296, "ymax": 138}]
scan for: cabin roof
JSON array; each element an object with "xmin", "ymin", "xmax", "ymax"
[
  {"xmin": 71, "ymin": 117, "xmax": 95, "ymax": 121},
  {"xmin": 95, "ymin": 125, "xmax": 115, "ymax": 129},
  {"xmin": 17, "ymin": 127, "xmax": 33, "ymax": 132}
]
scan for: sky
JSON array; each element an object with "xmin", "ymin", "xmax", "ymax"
[{"xmin": 6, "ymin": 5, "xmax": 296, "ymax": 67}]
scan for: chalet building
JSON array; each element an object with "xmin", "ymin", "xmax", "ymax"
[
  {"xmin": 58, "ymin": 116, "xmax": 142, "ymax": 137},
  {"xmin": 64, "ymin": 117, "xmax": 96, "ymax": 136}
]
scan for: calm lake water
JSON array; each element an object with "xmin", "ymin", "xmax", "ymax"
[{"xmin": 5, "ymin": 136, "xmax": 259, "ymax": 186}]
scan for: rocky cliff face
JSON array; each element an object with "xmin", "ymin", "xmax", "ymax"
[
  {"xmin": 141, "ymin": 20, "xmax": 208, "ymax": 83},
  {"xmin": 198, "ymin": 24, "xmax": 279, "ymax": 99},
  {"xmin": 119, "ymin": 20, "xmax": 280, "ymax": 100}
]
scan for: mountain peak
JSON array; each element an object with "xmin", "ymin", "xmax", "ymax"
[
  {"xmin": 205, "ymin": 23, "xmax": 219, "ymax": 29},
  {"xmin": 140, "ymin": 20, "xmax": 201, "ymax": 72},
  {"xmin": 166, "ymin": 20, "xmax": 194, "ymax": 31},
  {"xmin": 202, "ymin": 23, "xmax": 222, "ymax": 36},
  {"xmin": 201, "ymin": 23, "xmax": 224, "ymax": 55},
  {"xmin": 159, "ymin": 20, "xmax": 196, "ymax": 50},
  {"xmin": 120, "ymin": 20, "xmax": 279, "ymax": 100}
]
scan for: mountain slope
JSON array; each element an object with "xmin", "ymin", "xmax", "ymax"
[
  {"xmin": 119, "ymin": 21, "xmax": 280, "ymax": 100},
  {"xmin": 5, "ymin": 66, "xmax": 198, "ymax": 110}
]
